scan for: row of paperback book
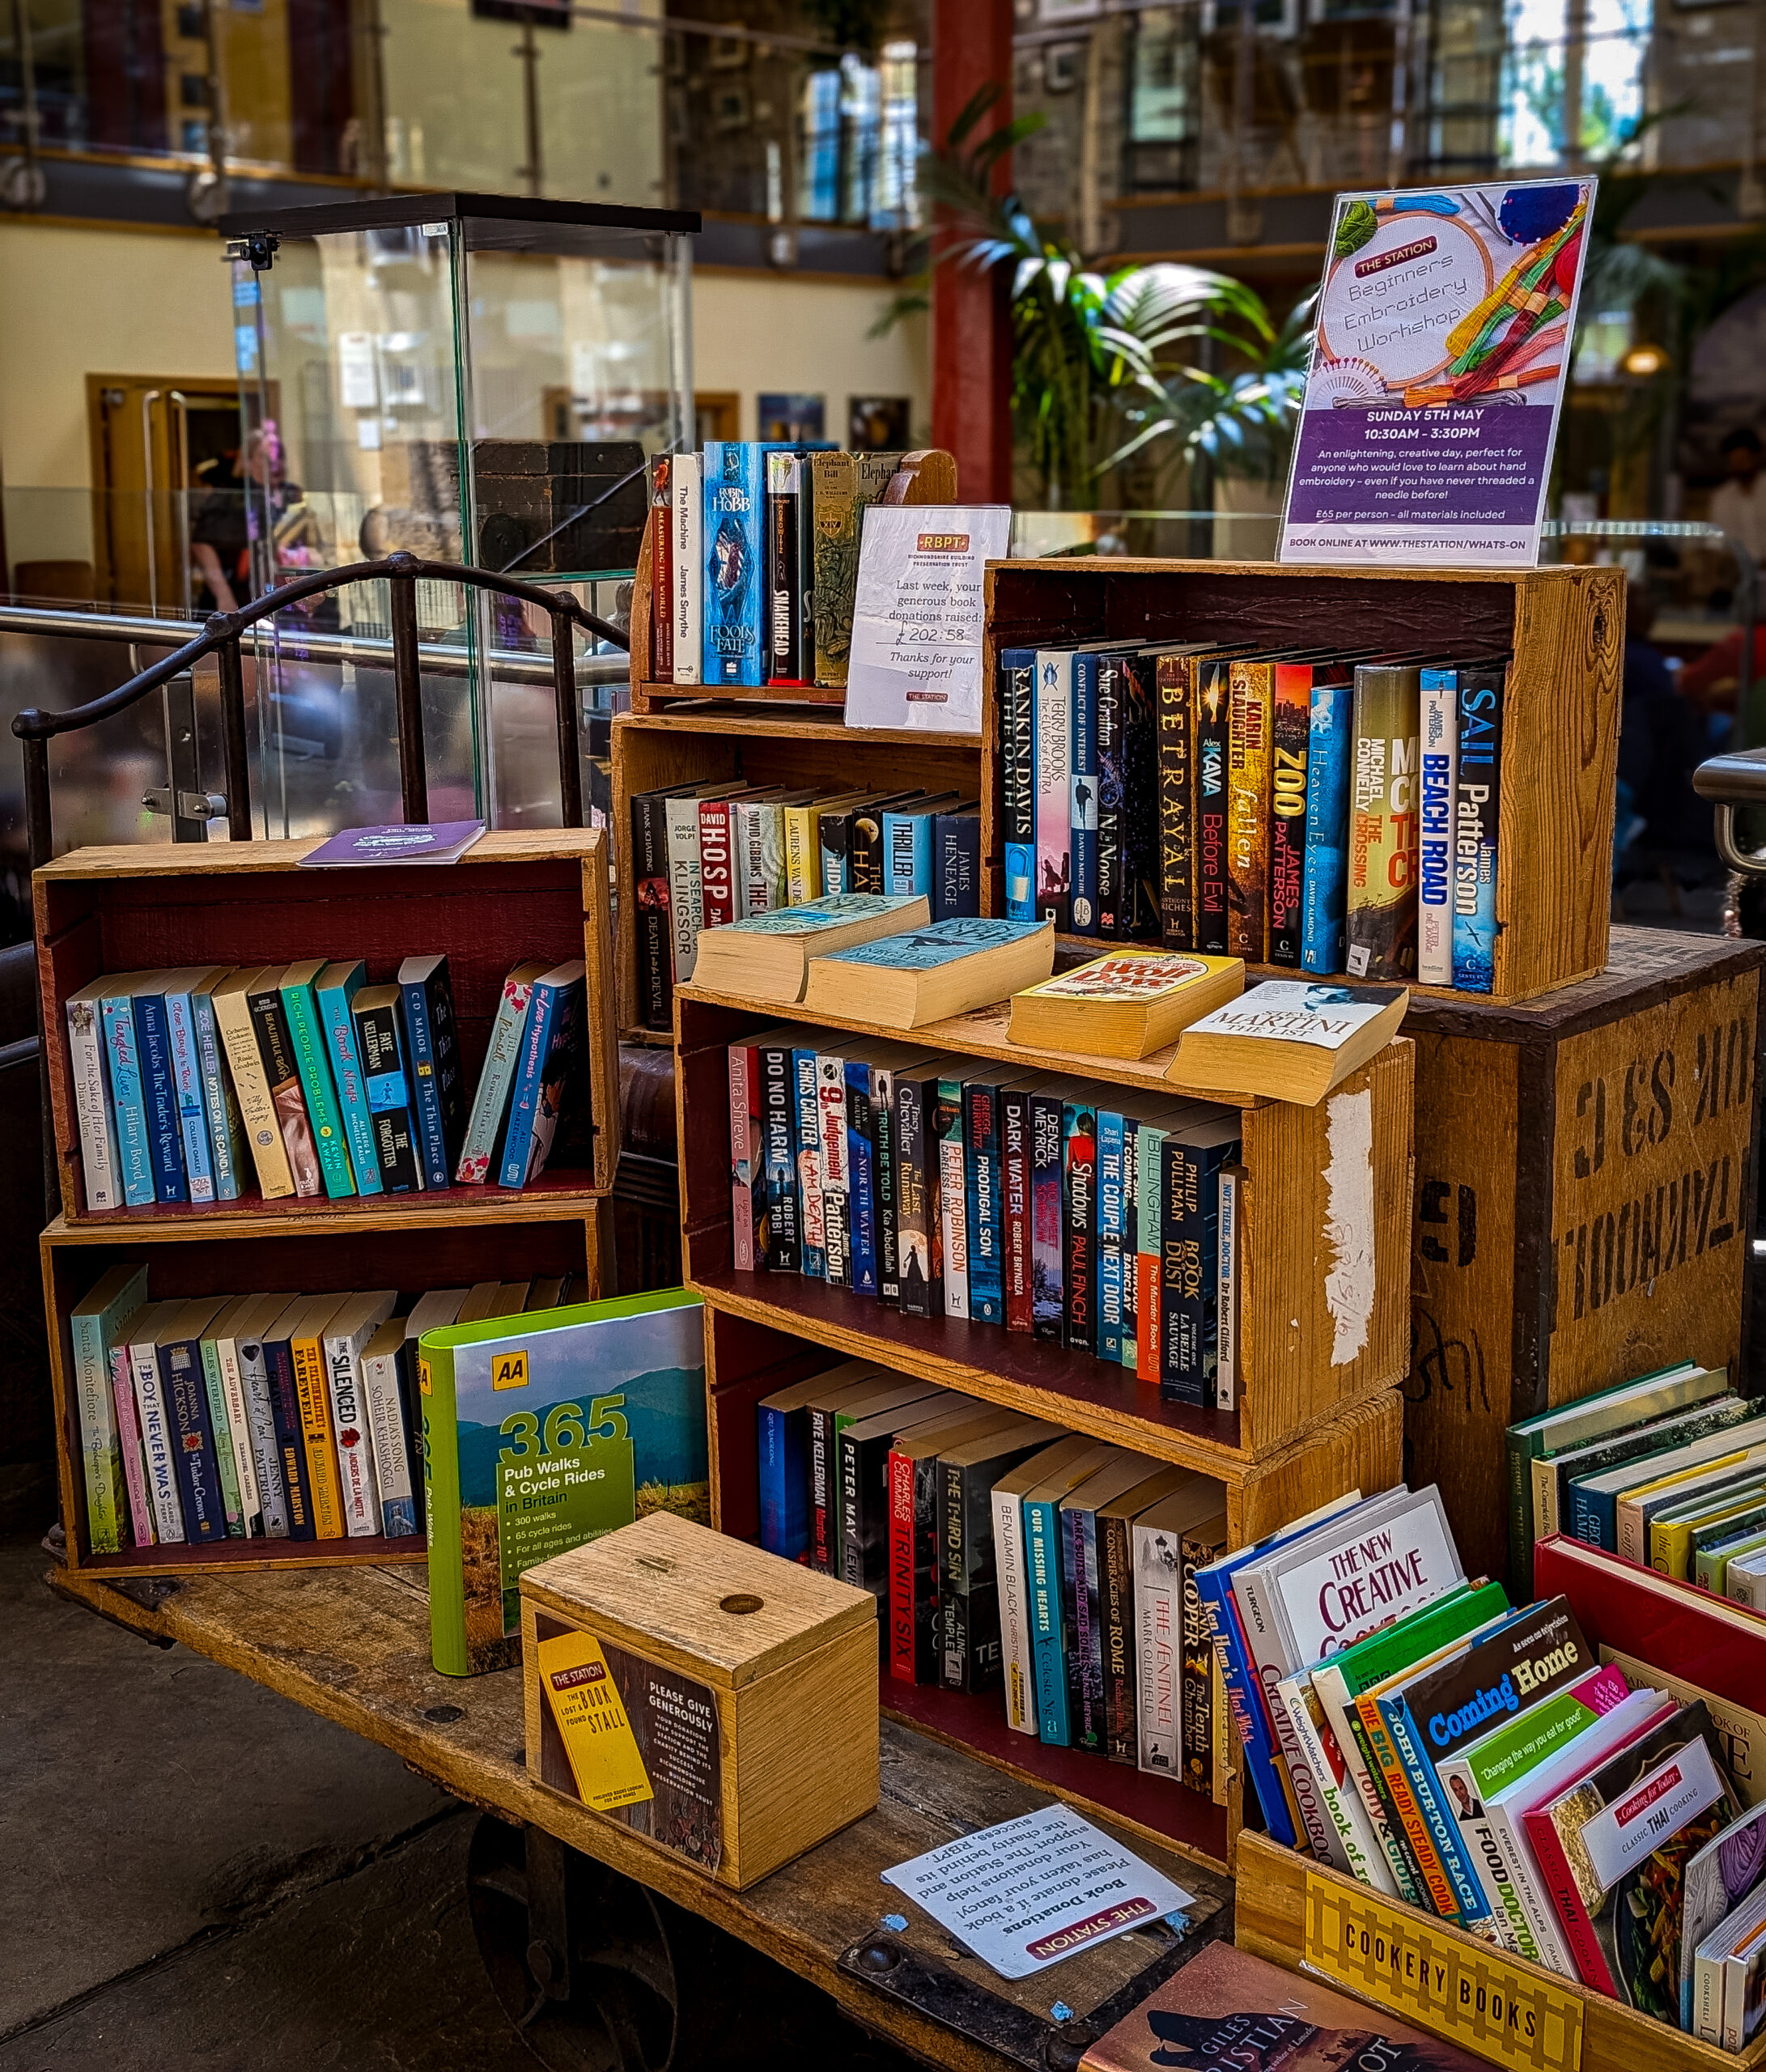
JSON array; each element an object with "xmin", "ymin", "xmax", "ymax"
[
  {"xmin": 647, "ymin": 446, "xmax": 906, "ymax": 690},
  {"xmin": 1507, "ymin": 1357, "xmax": 1766, "ymax": 1599},
  {"xmin": 69, "ymin": 1262, "xmax": 572, "ymax": 1553},
  {"xmin": 999, "ymin": 639, "xmax": 1507, "ymax": 990},
  {"xmin": 1217, "ymin": 1467, "xmax": 1766, "ymax": 2050},
  {"xmin": 631, "ymin": 781, "xmax": 982, "ymax": 1031},
  {"xmin": 731, "ymin": 1028, "xmax": 1242, "ymax": 1407},
  {"xmin": 754, "ymin": 1362, "xmax": 1231, "ymax": 1799},
  {"xmin": 65, "ymin": 954, "xmax": 586, "ymax": 1214}
]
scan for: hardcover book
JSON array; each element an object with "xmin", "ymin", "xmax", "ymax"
[{"xmin": 421, "ymin": 1289, "xmax": 710, "ymax": 1676}]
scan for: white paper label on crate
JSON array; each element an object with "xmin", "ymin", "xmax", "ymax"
[
  {"xmin": 843, "ymin": 503, "xmax": 1011, "ymax": 735},
  {"xmin": 880, "ymin": 1802, "xmax": 1195, "ymax": 1980},
  {"xmin": 1323, "ymin": 1085, "xmax": 1375, "ymax": 1365}
]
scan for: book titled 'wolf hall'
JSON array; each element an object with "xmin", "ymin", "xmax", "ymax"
[{"xmin": 420, "ymin": 1289, "xmax": 710, "ymax": 1677}]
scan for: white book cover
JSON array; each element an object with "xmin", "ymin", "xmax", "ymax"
[
  {"xmin": 1417, "ymin": 676, "xmax": 1457, "ymax": 985},
  {"xmin": 210, "ymin": 1314, "xmax": 263, "ymax": 1534},
  {"xmin": 1186, "ymin": 980, "xmax": 1401, "ymax": 1052},
  {"xmin": 323, "ymin": 1292, "xmax": 397, "ymax": 1537},
  {"xmin": 664, "ymin": 792, "xmax": 707, "ymax": 984},
  {"xmin": 816, "ymin": 1052, "xmax": 851, "ymax": 1289},
  {"xmin": 457, "ymin": 962, "xmax": 543, "ymax": 1183},
  {"xmin": 360, "ymin": 1335, "xmax": 417, "ymax": 1537},
  {"xmin": 1311, "ymin": 1661, "xmax": 1413, "ymax": 1901},
  {"xmin": 1729, "ymin": 1548, "xmax": 1766, "ymax": 1607},
  {"xmin": 1617, "ymin": 1441, "xmax": 1766, "ymax": 1564},
  {"xmin": 64, "ymin": 983, "xmax": 121, "ymax": 1213},
  {"xmin": 128, "ymin": 1311, "xmax": 185, "ymax": 1544},
  {"xmin": 1260, "ymin": 1484, "xmax": 1462, "ymax": 1675},
  {"xmin": 993, "ymin": 1486, "xmax": 1037, "ymax": 1736},
  {"xmin": 1268, "ymin": 1671, "xmax": 1358, "ymax": 1874},
  {"xmin": 110, "ymin": 1343, "xmax": 154, "ymax": 1547},
  {"xmin": 671, "ymin": 451, "xmax": 703, "ymax": 685},
  {"xmin": 230, "ymin": 1306, "xmax": 292, "ymax": 1539},
  {"xmin": 1216, "ymin": 1166, "xmax": 1239, "ymax": 1412},
  {"xmin": 1131, "ymin": 1521, "xmax": 1182, "ymax": 1778}
]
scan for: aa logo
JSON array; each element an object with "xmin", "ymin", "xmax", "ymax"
[{"xmin": 493, "ymin": 1349, "xmax": 529, "ymax": 1392}]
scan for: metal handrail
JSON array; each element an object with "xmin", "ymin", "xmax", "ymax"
[{"xmin": 11, "ymin": 550, "xmax": 630, "ymax": 869}]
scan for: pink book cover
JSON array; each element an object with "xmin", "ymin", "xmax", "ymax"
[
  {"xmin": 110, "ymin": 1344, "xmax": 151, "ymax": 1548},
  {"xmin": 728, "ymin": 1042, "xmax": 758, "ymax": 1272}
]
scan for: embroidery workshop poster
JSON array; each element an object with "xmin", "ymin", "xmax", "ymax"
[{"xmin": 1279, "ymin": 177, "xmax": 1594, "ymax": 567}]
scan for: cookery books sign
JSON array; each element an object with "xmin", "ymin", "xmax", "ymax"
[{"xmin": 1280, "ymin": 177, "xmax": 1594, "ymax": 567}]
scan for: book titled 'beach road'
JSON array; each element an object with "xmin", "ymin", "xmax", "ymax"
[
  {"xmin": 302, "ymin": 822, "xmax": 487, "ymax": 868},
  {"xmin": 420, "ymin": 1289, "xmax": 710, "ymax": 1677}
]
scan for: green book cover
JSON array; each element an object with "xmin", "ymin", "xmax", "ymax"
[
  {"xmin": 420, "ymin": 1288, "xmax": 709, "ymax": 1678},
  {"xmin": 280, "ymin": 962, "xmax": 357, "ymax": 1199},
  {"xmin": 197, "ymin": 1334, "xmax": 246, "ymax": 1537},
  {"xmin": 69, "ymin": 1263, "xmax": 149, "ymax": 1553},
  {"xmin": 1529, "ymin": 1390, "xmax": 1751, "ymax": 1559}
]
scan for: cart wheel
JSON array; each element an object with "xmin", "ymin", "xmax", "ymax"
[{"xmin": 466, "ymin": 1815, "xmax": 745, "ymax": 2072}]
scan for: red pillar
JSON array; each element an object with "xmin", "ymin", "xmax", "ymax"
[{"xmin": 930, "ymin": 0, "xmax": 1016, "ymax": 505}]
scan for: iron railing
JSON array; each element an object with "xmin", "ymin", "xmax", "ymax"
[{"xmin": 10, "ymin": 550, "xmax": 630, "ymax": 869}]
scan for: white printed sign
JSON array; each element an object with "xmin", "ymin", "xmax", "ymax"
[{"xmin": 844, "ymin": 503, "xmax": 1011, "ymax": 735}]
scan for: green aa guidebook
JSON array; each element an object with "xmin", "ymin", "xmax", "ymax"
[{"xmin": 421, "ymin": 1289, "xmax": 709, "ymax": 1676}]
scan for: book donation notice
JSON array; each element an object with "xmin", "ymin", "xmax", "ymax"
[
  {"xmin": 1280, "ymin": 177, "xmax": 1594, "ymax": 567},
  {"xmin": 845, "ymin": 503, "xmax": 1012, "ymax": 733},
  {"xmin": 881, "ymin": 1803, "xmax": 1195, "ymax": 1979}
]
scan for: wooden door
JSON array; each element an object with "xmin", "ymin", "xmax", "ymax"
[{"xmin": 87, "ymin": 376, "xmax": 250, "ymax": 612}]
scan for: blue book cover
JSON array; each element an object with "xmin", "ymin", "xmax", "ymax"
[
  {"xmin": 161, "ymin": 1322, "xmax": 225, "ymax": 1543},
  {"xmin": 401, "ymin": 968, "xmax": 450, "ymax": 1191},
  {"xmin": 316, "ymin": 961, "xmax": 384, "ymax": 1198},
  {"xmin": 817, "ymin": 916, "xmax": 1047, "ymax": 974},
  {"xmin": 163, "ymin": 981, "xmax": 215, "ymax": 1204},
  {"xmin": 845, "ymin": 1057, "xmax": 879, "ymax": 1297},
  {"xmin": 1569, "ymin": 1474, "xmax": 1620, "ymax": 1549},
  {"xmin": 1025, "ymin": 1492, "xmax": 1072, "ymax": 1745},
  {"xmin": 499, "ymin": 968, "xmax": 584, "ymax": 1190},
  {"xmin": 883, "ymin": 806, "xmax": 935, "ymax": 898},
  {"xmin": 1301, "ymin": 676, "xmax": 1354, "ymax": 974},
  {"xmin": 962, "ymin": 1080, "xmax": 1005, "ymax": 1324},
  {"xmin": 1029, "ymin": 1089, "xmax": 1065, "ymax": 1343},
  {"xmin": 132, "ymin": 991, "xmax": 188, "ymax": 1203},
  {"xmin": 792, "ymin": 1047, "xmax": 826, "ymax": 1280},
  {"xmin": 703, "ymin": 440, "xmax": 766, "ymax": 687},
  {"xmin": 1419, "ymin": 665, "xmax": 1458, "ymax": 979},
  {"xmin": 189, "ymin": 983, "xmax": 245, "ymax": 1201},
  {"xmin": 758, "ymin": 1400, "xmax": 810, "ymax": 1560},
  {"xmin": 1119, "ymin": 1119, "xmax": 1139, "ymax": 1370},
  {"xmin": 1380, "ymin": 1692, "xmax": 1492, "ymax": 1929},
  {"xmin": 1453, "ymin": 664, "xmax": 1505, "ymax": 993},
  {"xmin": 1000, "ymin": 646, "xmax": 1038, "ymax": 921},
  {"xmin": 1095, "ymin": 1109, "xmax": 1126, "ymax": 1364},
  {"xmin": 100, "ymin": 983, "xmax": 155, "ymax": 1207},
  {"xmin": 1070, "ymin": 651, "xmax": 1102, "ymax": 935},
  {"xmin": 1194, "ymin": 1554, "xmax": 1301, "ymax": 1849}
]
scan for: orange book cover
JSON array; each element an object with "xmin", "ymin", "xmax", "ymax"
[{"xmin": 1227, "ymin": 660, "xmax": 1272, "ymax": 962}]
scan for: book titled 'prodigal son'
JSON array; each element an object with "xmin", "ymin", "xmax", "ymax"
[{"xmin": 419, "ymin": 1289, "xmax": 710, "ymax": 1677}]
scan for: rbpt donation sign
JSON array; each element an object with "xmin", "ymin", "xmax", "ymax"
[{"xmin": 1280, "ymin": 177, "xmax": 1594, "ymax": 567}]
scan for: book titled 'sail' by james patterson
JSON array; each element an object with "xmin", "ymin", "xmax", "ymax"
[{"xmin": 301, "ymin": 822, "xmax": 486, "ymax": 867}]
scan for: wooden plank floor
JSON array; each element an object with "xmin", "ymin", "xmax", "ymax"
[{"xmin": 49, "ymin": 1556, "xmax": 1230, "ymax": 2071}]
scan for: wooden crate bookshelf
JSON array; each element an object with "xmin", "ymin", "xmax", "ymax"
[
  {"xmin": 36, "ymin": 830, "xmax": 622, "ymax": 1219},
  {"xmin": 43, "ymin": 1198, "xmax": 613, "ymax": 1580},
  {"xmin": 611, "ymin": 709, "xmax": 982, "ymax": 1042},
  {"xmin": 978, "ymin": 558, "xmax": 1624, "ymax": 1006}
]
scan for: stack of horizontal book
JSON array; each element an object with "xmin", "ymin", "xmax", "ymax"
[
  {"xmin": 754, "ymin": 1363, "xmax": 1231, "ymax": 1802},
  {"xmin": 64, "ymin": 954, "xmax": 588, "ymax": 1212},
  {"xmin": 70, "ymin": 1263, "xmax": 571, "ymax": 1555},
  {"xmin": 728, "ymin": 1028, "xmax": 1243, "ymax": 1409}
]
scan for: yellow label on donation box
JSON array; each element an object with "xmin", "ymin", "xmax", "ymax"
[
  {"xmin": 1305, "ymin": 1874, "xmax": 1584, "ymax": 2072},
  {"xmin": 537, "ymin": 1630, "xmax": 655, "ymax": 1813}
]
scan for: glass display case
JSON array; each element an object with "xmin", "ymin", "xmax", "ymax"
[{"xmin": 215, "ymin": 193, "xmax": 696, "ymax": 833}]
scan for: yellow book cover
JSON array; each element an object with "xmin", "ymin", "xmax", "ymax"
[
  {"xmin": 291, "ymin": 1296, "xmax": 347, "ymax": 1539},
  {"xmin": 783, "ymin": 802, "xmax": 822, "ymax": 905},
  {"xmin": 537, "ymin": 1628, "xmax": 656, "ymax": 1812},
  {"xmin": 1226, "ymin": 660, "xmax": 1271, "ymax": 962},
  {"xmin": 1650, "ymin": 1479, "xmax": 1766, "ymax": 1578}
]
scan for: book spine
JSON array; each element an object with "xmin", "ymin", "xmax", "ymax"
[
  {"xmin": 191, "ymin": 991, "xmax": 247, "ymax": 1201},
  {"xmin": 671, "ymin": 451, "xmax": 702, "ymax": 684},
  {"xmin": 846, "ymin": 1059, "xmax": 879, "ymax": 1297},
  {"xmin": 1002, "ymin": 1088, "xmax": 1033, "ymax": 1335},
  {"xmin": 211, "ymin": 985, "xmax": 294, "ymax": 1199},
  {"xmin": 649, "ymin": 455, "xmax": 673, "ymax": 681},
  {"xmin": 65, "ymin": 998, "xmax": 122, "ymax": 1212},
  {"xmin": 1518, "ymin": 1804, "xmax": 1618, "ymax": 1995},
  {"xmin": 895, "ymin": 1076, "xmax": 940, "ymax": 1318},
  {"xmin": 134, "ymin": 995, "xmax": 188, "ymax": 1202},
  {"xmin": 211, "ymin": 1335, "xmax": 262, "ymax": 1534},
  {"xmin": 925, "ymin": 1456, "xmax": 957, "ymax": 1684},
  {"xmin": 817, "ymin": 805, "xmax": 852, "ymax": 898},
  {"xmin": 1486, "ymin": 1798, "xmax": 1577, "ymax": 1976},
  {"xmin": 936, "ymin": 1081, "xmax": 970, "ymax": 1320},
  {"xmin": 1002, "ymin": 655, "xmax": 1036, "ymax": 921},
  {"xmin": 1074, "ymin": 1508, "xmax": 1110, "ymax": 1750},
  {"xmin": 934, "ymin": 813, "xmax": 980, "ymax": 921},
  {"xmin": 1157, "ymin": 656, "xmax": 1196, "ymax": 948},
  {"xmin": 793, "ymin": 1049, "xmax": 826, "ymax": 1278},
  {"xmin": 1418, "ymin": 669, "xmax": 1458, "ymax": 987},
  {"xmin": 72, "ymin": 1309, "xmax": 125, "ymax": 1552},
  {"xmin": 1453, "ymin": 664, "xmax": 1505, "ymax": 993},
  {"xmin": 1119, "ymin": 652, "xmax": 1161, "ymax": 940},
  {"xmin": 293, "ymin": 1334, "xmax": 347, "ymax": 1539},
  {"xmin": 872, "ymin": 1064, "xmax": 902, "ymax": 1301},
  {"xmin": 809, "ymin": 451, "xmax": 855, "ymax": 689},
  {"xmin": 766, "ymin": 453, "xmax": 806, "ymax": 684},
  {"xmin": 887, "ymin": 1446, "xmax": 917, "ymax": 1682},
  {"xmin": 1029, "ymin": 1090, "xmax": 1064, "ymax": 1343},
  {"xmin": 783, "ymin": 804, "xmax": 819, "ymax": 905},
  {"xmin": 848, "ymin": 806, "xmax": 885, "ymax": 896},
  {"xmin": 1179, "ymin": 1526, "xmax": 1219, "ymax": 1794},
  {"xmin": 1227, "ymin": 660, "xmax": 1272, "ymax": 962},
  {"xmin": 703, "ymin": 440, "xmax": 765, "ymax": 686},
  {"xmin": 1345, "ymin": 664, "xmax": 1421, "ymax": 982},
  {"xmin": 1356, "ymin": 1694, "xmax": 1462, "ymax": 1920},
  {"xmin": 285, "ymin": 983, "xmax": 356, "ymax": 1198},
  {"xmin": 165, "ymin": 993, "xmax": 215, "ymax": 1203},
  {"xmin": 198, "ymin": 1337, "xmax": 246, "ymax": 1535},
  {"xmin": 112, "ymin": 1345, "xmax": 152, "ymax": 1545},
  {"xmin": 1195, "ymin": 663, "xmax": 1231, "ymax": 953},
  {"xmin": 248, "ymin": 987, "xmax": 320, "ymax": 1197},
  {"xmin": 354, "ymin": 999, "xmax": 424, "ymax": 1195},
  {"xmin": 1136, "ymin": 1551, "xmax": 1182, "ymax": 1778},
  {"xmin": 1071, "ymin": 652, "xmax": 1100, "ymax": 936},
  {"xmin": 1160, "ymin": 1138, "xmax": 1204, "ymax": 1405},
  {"xmin": 1120, "ymin": 1120, "xmax": 1139, "ymax": 1369},
  {"xmin": 1096, "ymin": 1109, "xmax": 1126, "ymax": 1365},
  {"xmin": 729, "ymin": 1042, "xmax": 758, "ymax": 1272},
  {"xmin": 1384, "ymin": 1696, "xmax": 1490, "ymax": 1926},
  {"xmin": 102, "ymin": 992, "xmax": 156, "ymax": 1206},
  {"xmin": 498, "ymin": 982, "xmax": 558, "ymax": 1190},
  {"xmin": 817, "ymin": 1051, "xmax": 852, "ymax": 1290},
  {"xmin": 1303, "ymin": 1677, "xmax": 1397, "ymax": 1892},
  {"xmin": 749, "ymin": 800, "xmax": 787, "ymax": 914},
  {"xmin": 325, "ymin": 1331, "xmax": 382, "ymax": 1538},
  {"xmin": 698, "ymin": 796, "xmax": 737, "ymax": 931},
  {"xmin": 1034, "ymin": 652, "xmax": 1072, "ymax": 933},
  {"xmin": 1136, "ymin": 1125, "xmax": 1165, "ymax": 1382},
  {"xmin": 664, "ymin": 792, "xmax": 707, "ymax": 983},
  {"xmin": 1063, "ymin": 1101, "xmax": 1097, "ymax": 1356},
  {"xmin": 163, "ymin": 1336, "xmax": 224, "ymax": 1541},
  {"xmin": 1301, "ymin": 677, "xmax": 1353, "ymax": 974},
  {"xmin": 632, "ymin": 793, "xmax": 674, "ymax": 1031},
  {"xmin": 455, "ymin": 973, "xmax": 533, "ymax": 1185},
  {"xmin": 1216, "ymin": 1163, "xmax": 1242, "ymax": 1413},
  {"xmin": 263, "ymin": 1338, "xmax": 314, "ymax": 1539},
  {"xmin": 759, "ymin": 1042, "xmax": 800, "ymax": 1272},
  {"xmin": 1195, "ymin": 1566, "xmax": 1298, "ymax": 1848},
  {"xmin": 1101, "ymin": 1511, "xmax": 1136, "ymax": 1762},
  {"xmin": 1269, "ymin": 663, "xmax": 1312, "ymax": 966},
  {"xmin": 885, "ymin": 811, "xmax": 932, "ymax": 899},
  {"xmin": 362, "ymin": 1352, "xmax": 417, "ymax": 1538},
  {"xmin": 130, "ymin": 1343, "xmax": 186, "ymax": 1543},
  {"xmin": 963, "ymin": 1083, "xmax": 1004, "ymax": 1323},
  {"xmin": 807, "ymin": 1406, "xmax": 833, "ymax": 1574},
  {"xmin": 420, "ymin": 1339, "xmax": 469, "ymax": 1674},
  {"xmin": 994, "ymin": 1484, "xmax": 1037, "ymax": 1734},
  {"xmin": 1025, "ymin": 1495, "xmax": 1071, "ymax": 1745},
  {"xmin": 1096, "ymin": 654, "xmax": 1127, "ymax": 936},
  {"xmin": 228, "ymin": 1336, "xmax": 288, "ymax": 1537},
  {"xmin": 758, "ymin": 1401, "xmax": 786, "ymax": 1555},
  {"xmin": 1268, "ymin": 1673, "xmax": 1354, "ymax": 1869}
]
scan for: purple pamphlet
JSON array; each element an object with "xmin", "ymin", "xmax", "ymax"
[{"xmin": 301, "ymin": 821, "xmax": 486, "ymax": 868}]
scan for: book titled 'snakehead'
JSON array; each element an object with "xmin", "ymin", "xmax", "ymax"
[{"xmin": 303, "ymin": 822, "xmax": 486, "ymax": 868}]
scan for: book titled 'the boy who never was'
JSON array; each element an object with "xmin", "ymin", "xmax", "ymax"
[{"xmin": 421, "ymin": 1290, "xmax": 710, "ymax": 1676}]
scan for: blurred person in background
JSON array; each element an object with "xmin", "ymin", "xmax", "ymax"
[
  {"xmin": 1709, "ymin": 428, "xmax": 1766, "ymax": 570},
  {"xmin": 1617, "ymin": 584, "xmax": 1715, "ymax": 874}
]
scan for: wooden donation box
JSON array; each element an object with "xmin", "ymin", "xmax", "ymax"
[{"xmin": 522, "ymin": 1512, "xmax": 879, "ymax": 1888}]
